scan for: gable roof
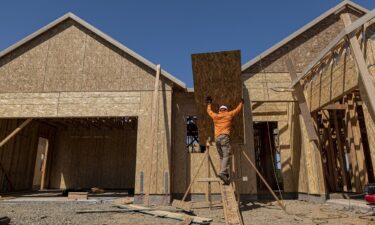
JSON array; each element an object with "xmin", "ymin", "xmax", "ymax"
[
  {"xmin": 241, "ymin": 0, "xmax": 369, "ymax": 72},
  {"xmin": 290, "ymin": 8, "xmax": 375, "ymax": 88},
  {"xmin": 0, "ymin": 12, "xmax": 187, "ymax": 89}
]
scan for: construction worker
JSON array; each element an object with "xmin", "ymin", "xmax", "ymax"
[{"xmin": 206, "ymin": 96, "xmax": 244, "ymax": 185}]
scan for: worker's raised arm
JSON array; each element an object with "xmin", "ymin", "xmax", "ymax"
[
  {"xmin": 229, "ymin": 100, "xmax": 244, "ymax": 117},
  {"xmin": 206, "ymin": 96, "xmax": 217, "ymax": 119},
  {"xmin": 207, "ymin": 103, "xmax": 217, "ymax": 119}
]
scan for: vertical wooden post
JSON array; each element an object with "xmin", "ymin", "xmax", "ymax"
[
  {"xmin": 231, "ymin": 145, "xmax": 240, "ymax": 207},
  {"xmin": 286, "ymin": 57, "xmax": 326, "ymax": 194},
  {"xmin": 344, "ymin": 96, "xmax": 360, "ymax": 192},
  {"xmin": 206, "ymin": 145, "xmax": 211, "ymax": 209},
  {"xmin": 40, "ymin": 139, "xmax": 49, "ymax": 191},
  {"xmin": 145, "ymin": 64, "xmax": 161, "ymax": 206},
  {"xmin": 322, "ymin": 110, "xmax": 340, "ymax": 191},
  {"xmin": 352, "ymin": 94, "xmax": 368, "ymax": 186},
  {"xmin": 333, "ymin": 112, "xmax": 349, "ymax": 192}
]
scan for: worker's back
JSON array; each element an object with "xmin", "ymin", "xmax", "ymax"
[
  {"xmin": 211, "ymin": 111, "xmax": 235, "ymax": 137},
  {"xmin": 207, "ymin": 102, "xmax": 243, "ymax": 137}
]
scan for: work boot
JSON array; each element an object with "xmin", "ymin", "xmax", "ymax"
[{"xmin": 218, "ymin": 173, "xmax": 230, "ymax": 185}]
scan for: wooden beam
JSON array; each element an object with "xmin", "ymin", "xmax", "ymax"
[
  {"xmin": 286, "ymin": 58, "xmax": 318, "ymax": 141},
  {"xmin": 341, "ymin": 100, "xmax": 360, "ymax": 192},
  {"xmin": 241, "ymin": 146, "xmax": 286, "ymax": 211},
  {"xmin": 347, "ymin": 93, "xmax": 368, "ymax": 191},
  {"xmin": 145, "ymin": 64, "xmax": 161, "ymax": 206},
  {"xmin": 341, "ymin": 14, "xmax": 375, "ymax": 121},
  {"xmin": 322, "ymin": 103, "xmax": 348, "ymax": 110},
  {"xmin": 0, "ymin": 119, "xmax": 32, "ymax": 148},
  {"xmin": 206, "ymin": 145, "xmax": 211, "ymax": 209},
  {"xmin": 285, "ymin": 56, "xmax": 326, "ymax": 194},
  {"xmin": 322, "ymin": 110, "xmax": 340, "ymax": 191},
  {"xmin": 40, "ymin": 139, "xmax": 49, "ymax": 191},
  {"xmin": 332, "ymin": 112, "xmax": 349, "ymax": 192}
]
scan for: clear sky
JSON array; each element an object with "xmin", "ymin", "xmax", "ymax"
[{"xmin": 1, "ymin": 0, "xmax": 375, "ymax": 87}]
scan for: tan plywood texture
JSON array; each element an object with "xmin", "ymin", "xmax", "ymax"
[{"xmin": 192, "ymin": 50, "xmax": 244, "ymax": 144}]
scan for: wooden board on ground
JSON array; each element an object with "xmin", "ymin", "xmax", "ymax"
[
  {"xmin": 192, "ymin": 50, "xmax": 243, "ymax": 144},
  {"xmin": 113, "ymin": 197, "xmax": 133, "ymax": 205},
  {"xmin": 120, "ymin": 204, "xmax": 212, "ymax": 224},
  {"xmin": 68, "ymin": 192, "xmax": 88, "ymax": 200},
  {"xmin": 172, "ymin": 200, "xmax": 193, "ymax": 212},
  {"xmin": 220, "ymin": 183, "xmax": 243, "ymax": 225}
]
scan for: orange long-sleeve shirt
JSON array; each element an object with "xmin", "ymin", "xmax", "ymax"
[{"xmin": 207, "ymin": 102, "xmax": 243, "ymax": 138}]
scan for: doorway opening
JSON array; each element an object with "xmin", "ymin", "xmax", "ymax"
[{"xmin": 253, "ymin": 121, "xmax": 283, "ymax": 192}]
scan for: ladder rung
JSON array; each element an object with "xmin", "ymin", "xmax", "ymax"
[{"xmin": 196, "ymin": 178, "xmax": 221, "ymax": 182}]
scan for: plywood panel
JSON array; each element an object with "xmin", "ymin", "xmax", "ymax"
[
  {"xmin": 243, "ymin": 73, "xmax": 295, "ymax": 102},
  {"xmin": 192, "ymin": 50, "xmax": 243, "ymax": 144},
  {"xmin": 50, "ymin": 125, "xmax": 137, "ymax": 189},
  {"xmin": 307, "ymin": 49, "xmax": 359, "ymax": 112},
  {"xmin": 0, "ymin": 20, "xmax": 172, "ymax": 94}
]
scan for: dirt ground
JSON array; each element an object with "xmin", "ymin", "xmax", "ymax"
[{"xmin": 0, "ymin": 200, "xmax": 374, "ymax": 225}]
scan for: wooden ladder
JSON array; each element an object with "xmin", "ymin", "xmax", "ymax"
[
  {"xmin": 198, "ymin": 178, "xmax": 244, "ymax": 225},
  {"xmin": 220, "ymin": 182, "xmax": 243, "ymax": 225}
]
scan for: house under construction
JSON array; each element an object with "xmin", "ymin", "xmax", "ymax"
[{"xmin": 0, "ymin": 0, "xmax": 375, "ymax": 205}]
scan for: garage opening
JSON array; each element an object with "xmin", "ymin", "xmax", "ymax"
[{"xmin": 0, "ymin": 117, "xmax": 137, "ymax": 196}]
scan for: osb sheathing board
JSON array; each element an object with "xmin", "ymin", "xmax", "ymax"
[
  {"xmin": 0, "ymin": 19, "xmax": 171, "ymax": 93},
  {"xmin": 49, "ymin": 126, "xmax": 137, "ymax": 189},
  {"xmin": 251, "ymin": 101, "xmax": 300, "ymax": 193},
  {"xmin": 192, "ymin": 50, "xmax": 243, "ymax": 144},
  {"xmin": 243, "ymin": 73, "xmax": 295, "ymax": 102},
  {"xmin": 0, "ymin": 92, "xmax": 141, "ymax": 118},
  {"xmin": 306, "ymin": 49, "xmax": 359, "ymax": 112},
  {"xmin": 251, "ymin": 102, "xmax": 288, "ymax": 122},
  {"xmin": 297, "ymin": 114, "xmax": 323, "ymax": 194},
  {"xmin": 172, "ymin": 91, "xmax": 256, "ymax": 194},
  {"xmin": 134, "ymin": 91, "xmax": 172, "ymax": 195},
  {"xmin": 0, "ymin": 119, "xmax": 39, "ymax": 192},
  {"xmin": 0, "ymin": 19, "xmax": 174, "ymax": 195},
  {"xmin": 364, "ymin": 21, "xmax": 375, "ymax": 175}
]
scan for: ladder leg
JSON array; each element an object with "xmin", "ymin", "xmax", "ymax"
[
  {"xmin": 181, "ymin": 149, "xmax": 209, "ymax": 201},
  {"xmin": 206, "ymin": 146, "xmax": 212, "ymax": 209}
]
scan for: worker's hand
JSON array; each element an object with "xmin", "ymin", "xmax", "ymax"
[
  {"xmin": 206, "ymin": 96, "xmax": 212, "ymax": 104},
  {"xmin": 241, "ymin": 98, "xmax": 244, "ymax": 104}
]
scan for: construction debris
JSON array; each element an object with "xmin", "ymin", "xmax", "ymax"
[
  {"xmin": 68, "ymin": 192, "xmax": 88, "ymax": 200},
  {"xmin": 90, "ymin": 187, "xmax": 104, "ymax": 194},
  {"xmin": 119, "ymin": 204, "xmax": 212, "ymax": 224},
  {"xmin": 113, "ymin": 197, "xmax": 133, "ymax": 205}
]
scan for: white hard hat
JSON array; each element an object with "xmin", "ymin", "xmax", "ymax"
[{"xmin": 219, "ymin": 105, "xmax": 228, "ymax": 110}]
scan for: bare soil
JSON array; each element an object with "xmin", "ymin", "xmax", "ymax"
[{"xmin": 0, "ymin": 200, "xmax": 373, "ymax": 225}]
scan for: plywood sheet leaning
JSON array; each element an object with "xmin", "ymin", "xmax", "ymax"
[{"xmin": 192, "ymin": 50, "xmax": 243, "ymax": 144}]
